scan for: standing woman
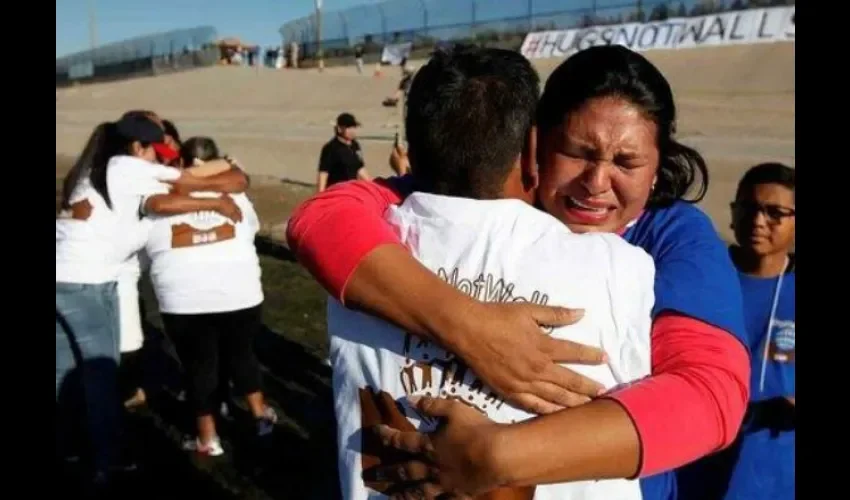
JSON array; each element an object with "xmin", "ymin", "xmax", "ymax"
[
  {"xmin": 285, "ymin": 45, "xmax": 750, "ymax": 498},
  {"xmin": 144, "ymin": 136, "xmax": 275, "ymax": 457},
  {"xmin": 56, "ymin": 114, "xmax": 245, "ymax": 487},
  {"xmin": 114, "ymin": 114, "xmax": 239, "ymax": 409},
  {"xmin": 678, "ymin": 163, "xmax": 795, "ymax": 500}
]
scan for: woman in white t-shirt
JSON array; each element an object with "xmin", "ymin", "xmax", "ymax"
[
  {"xmin": 144, "ymin": 136, "xmax": 274, "ymax": 457},
  {"xmin": 56, "ymin": 114, "xmax": 246, "ymax": 485}
]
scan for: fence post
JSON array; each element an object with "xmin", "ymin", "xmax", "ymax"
[
  {"xmin": 418, "ymin": 0, "xmax": 428, "ymax": 37},
  {"xmin": 339, "ymin": 11, "xmax": 350, "ymax": 45},
  {"xmin": 377, "ymin": 4, "xmax": 387, "ymax": 43},
  {"xmin": 315, "ymin": 0, "xmax": 324, "ymax": 71}
]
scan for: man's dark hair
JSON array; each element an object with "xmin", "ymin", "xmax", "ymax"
[
  {"xmin": 735, "ymin": 162, "xmax": 795, "ymax": 200},
  {"xmin": 404, "ymin": 44, "xmax": 540, "ymax": 198}
]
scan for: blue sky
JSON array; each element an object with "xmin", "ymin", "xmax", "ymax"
[
  {"xmin": 56, "ymin": 0, "xmax": 377, "ymax": 57},
  {"xmin": 57, "ymin": 0, "xmax": 698, "ymax": 58}
]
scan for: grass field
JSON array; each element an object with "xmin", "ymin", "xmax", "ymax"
[{"xmin": 56, "ymin": 157, "xmax": 339, "ymax": 499}]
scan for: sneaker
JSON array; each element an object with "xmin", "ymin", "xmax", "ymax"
[
  {"xmin": 182, "ymin": 436, "xmax": 224, "ymax": 457},
  {"xmin": 256, "ymin": 406, "xmax": 278, "ymax": 437}
]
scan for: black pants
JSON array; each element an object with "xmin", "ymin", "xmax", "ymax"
[{"xmin": 161, "ymin": 304, "xmax": 263, "ymax": 417}]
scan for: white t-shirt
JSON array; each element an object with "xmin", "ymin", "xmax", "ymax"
[
  {"xmin": 56, "ymin": 155, "xmax": 181, "ymax": 284},
  {"xmin": 328, "ymin": 193, "xmax": 656, "ymax": 500},
  {"xmin": 144, "ymin": 192, "xmax": 263, "ymax": 314},
  {"xmin": 117, "ymin": 255, "xmax": 144, "ymax": 353}
]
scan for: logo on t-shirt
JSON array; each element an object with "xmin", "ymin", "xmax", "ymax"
[
  {"xmin": 170, "ymin": 212, "xmax": 236, "ymax": 249},
  {"xmin": 768, "ymin": 319, "xmax": 795, "ymax": 363},
  {"xmin": 394, "ymin": 266, "xmax": 552, "ymax": 427}
]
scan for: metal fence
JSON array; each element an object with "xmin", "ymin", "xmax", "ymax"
[
  {"xmin": 56, "ymin": 26, "xmax": 219, "ymax": 86},
  {"xmin": 280, "ymin": 0, "xmax": 793, "ymax": 58}
]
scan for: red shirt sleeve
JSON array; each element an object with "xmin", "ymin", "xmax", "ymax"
[
  {"xmin": 606, "ymin": 312, "xmax": 751, "ymax": 477},
  {"xmin": 286, "ymin": 176, "xmax": 414, "ymax": 300}
]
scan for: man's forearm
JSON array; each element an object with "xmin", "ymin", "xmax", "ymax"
[
  {"xmin": 358, "ymin": 168, "xmax": 372, "ymax": 181},
  {"xmin": 317, "ymin": 172, "xmax": 328, "ymax": 192},
  {"xmin": 345, "ymin": 244, "xmax": 477, "ymax": 347},
  {"xmin": 492, "ymin": 399, "xmax": 640, "ymax": 487}
]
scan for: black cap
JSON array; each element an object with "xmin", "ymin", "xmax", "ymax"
[
  {"xmin": 115, "ymin": 114, "xmax": 165, "ymax": 144},
  {"xmin": 336, "ymin": 112, "xmax": 360, "ymax": 128}
]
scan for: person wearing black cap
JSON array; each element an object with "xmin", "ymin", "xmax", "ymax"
[{"xmin": 317, "ymin": 112, "xmax": 372, "ymax": 192}]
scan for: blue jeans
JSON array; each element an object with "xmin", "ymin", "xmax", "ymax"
[{"xmin": 56, "ymin": 281, "xmax": 120, "ymax": 473}]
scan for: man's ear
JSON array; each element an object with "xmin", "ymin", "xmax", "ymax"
[{"xmin": 521, "ymin": 125, "xmax": 539, "ymax": 191}]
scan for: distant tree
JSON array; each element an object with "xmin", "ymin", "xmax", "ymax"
[
  {"xmin": 580, "ymin": 14, "xmax": 595, "ymax": 28},
  {"xmin": 729, "ymin": 0, "xmax": 746, "ymax": 10},
  {"xmin": 676, "ymin": 3, "xmax": 687, "ymax": 16},
  {"xmin": 649, "ymin": 3, "xmax": 670, "ymax": 21}
]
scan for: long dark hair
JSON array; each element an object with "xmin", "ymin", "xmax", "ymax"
[
  {"xmin": 60, "ymin": 122, "xmax": 140, "ymax": 209},
  {"xmin": 538, "ymin": 45, "xmax": 708, "ymax": 207}
]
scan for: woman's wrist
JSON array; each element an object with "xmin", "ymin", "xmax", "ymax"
[{"xmin": 485, "ymin": 424, "xmax": 520, "ymax": 489}]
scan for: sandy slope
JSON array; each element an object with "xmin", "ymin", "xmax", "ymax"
[{"xmin": 56, "ymin": 42, "xmax": 793, "ymax": 240}]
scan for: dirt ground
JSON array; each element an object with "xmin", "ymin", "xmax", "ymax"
[{"xmin": 55, "ymin": 41, "xmax": 794, "ymax": 242}]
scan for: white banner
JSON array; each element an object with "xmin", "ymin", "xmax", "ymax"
[
  {"xmin": 520, "ymin": 6, "xmax": 794, "ymax": 60},
  {"xmin": 381, "ymin": 42, "xmax": 413, "ymax": 65}
]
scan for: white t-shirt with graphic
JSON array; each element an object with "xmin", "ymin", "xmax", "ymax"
[
  {"xmin": 56, "ymin": 155, "xmax": 181, "ymax": 284},
  {"xmin": 328, "ymin": 193, "xmax": 656, "ymax": 500},
  {"xmin": 144, "ymin": 192, "xmax": 263, "ymax": 314}
]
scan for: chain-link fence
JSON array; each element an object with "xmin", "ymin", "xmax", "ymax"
[
  {"xmin": 280, "ymin": 0, "xmax": 793, "ymax": 61},
  {"xmin": 56, "ymin": 26, "xmax": 219, "ymax": 87}
]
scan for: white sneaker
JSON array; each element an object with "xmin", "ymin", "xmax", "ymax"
[{"xmin": 182, "ymin": 436, "xmax": 224, "ymax": 457}]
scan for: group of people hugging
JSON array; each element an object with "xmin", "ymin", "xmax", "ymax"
[{"xmin": 56, "ymin": 109, "xmax": 276, "ymax": 492}]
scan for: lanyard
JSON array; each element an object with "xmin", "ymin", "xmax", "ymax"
[{"xmin": 758, "ymin": 256, "xmax": 790, "ymax": 394}]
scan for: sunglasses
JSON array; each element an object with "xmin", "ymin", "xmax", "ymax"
[{"xmin": 730, "ymin": 201, "xmax": 795, "ymax": 222}]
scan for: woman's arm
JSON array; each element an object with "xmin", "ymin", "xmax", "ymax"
[
  {"xmin": 183, "ymin": 159, "xmax": 233, "ymax": 177},
  {"xmin": 287, "ymin": 177, "xmax": 607, "ymax": 413},
  {"xmin": 604, "ymin": 313, "xmax": 750, "ymax": 477},
  {"xmin": 143, "ymin": 193, "xmax": 243, "ymax": 222},
  {"xmin": 373, "ymin": 312, "xmax": 750, "ymax": 496},
  {"xmin": 500, "ymin": 313, "xmax": 750, "ymax": 484},
  {"xmin": 174, "ymin": 165, "xmax": 249, "ymax": 194}
]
